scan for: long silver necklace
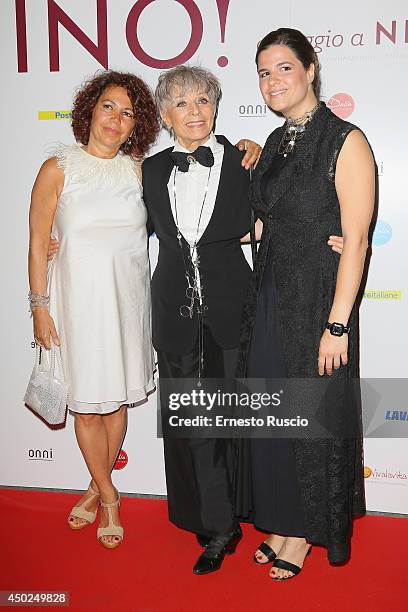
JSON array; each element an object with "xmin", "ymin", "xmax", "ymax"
[
  {"xmin": 278, "ymin": 103, "xmax": 319, "ymax": 157},
  {"xmin": 172, "ymin": 166, "xmax": 212, "ymax": 384}
]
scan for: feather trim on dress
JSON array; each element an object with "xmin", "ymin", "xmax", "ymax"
[{"xmin": 48, "ymin": 143, "xmax": 141, "ymax": 187}]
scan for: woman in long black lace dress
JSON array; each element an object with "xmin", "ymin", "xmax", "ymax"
[{"xmin": 237, "ymin": 28, "xmax": 375, "ymax": 579}]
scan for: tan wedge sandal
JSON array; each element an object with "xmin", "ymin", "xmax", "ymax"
[
  {"xmin": 68, "ymin": 483, "xmax": 100, "ymax": 530},
  {"xmin": 97, "ymin": 494, "xmax": 124, "ymax": 549}
]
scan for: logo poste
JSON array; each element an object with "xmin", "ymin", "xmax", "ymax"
[{"xmin": 38, "ymin": 110, "xmax": 72, "ymax": 120}]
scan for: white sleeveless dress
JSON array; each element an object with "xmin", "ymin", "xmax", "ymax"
[{"xmin": 48, "ymin": 144, "xmax": 155, "ymax": 413}]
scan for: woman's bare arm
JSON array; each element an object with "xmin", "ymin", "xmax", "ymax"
[
  {"xmin": 318, "ymin": 130, "xmax": 375, "ymax": 375},
  {"xmin": 28, "ymin": 157, "xmax": 63, "ymax": 348}
]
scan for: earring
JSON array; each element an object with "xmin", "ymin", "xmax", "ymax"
[{"xmin": 127, "ymin": 134, "xmax": 133, "ymax": 146}]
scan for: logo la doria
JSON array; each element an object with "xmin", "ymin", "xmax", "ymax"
[
  {"xmin": 327, "ymin": 93, "xmax": 355, "ymax": 119},
  {"xmin": 114, "ymin": 449, "xmax": 128, "ymax": 470}
]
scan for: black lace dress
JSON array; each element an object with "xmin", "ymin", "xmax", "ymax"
[
  {"xmin": 236, "ymin": 103, "xmax": 366, "ymax": 564},
  {"xmin": 247, "ymin": 151, "xmax": 305, "ymax": 537}
]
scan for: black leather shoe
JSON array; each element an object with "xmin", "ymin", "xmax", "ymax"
[
  {"xmin": 193, "ymin": 527, "xmax": 242, "ymax": 575},
  {"xmin": 196, "ymin": 534, "xmax": 212, "ymax": 547}
]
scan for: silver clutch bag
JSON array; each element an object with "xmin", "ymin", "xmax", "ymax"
[{"xmin": 24, "ymin": 344, "xmax": 69, "ymax": 425}]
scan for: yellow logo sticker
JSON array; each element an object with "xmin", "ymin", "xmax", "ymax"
[
  {"xmin": 363, "ymin": 290, "xmax": 402, "ymax": 300},
  {"xmin": 38, "ymin": 110, "xmax": 72, "ymax": 120}
]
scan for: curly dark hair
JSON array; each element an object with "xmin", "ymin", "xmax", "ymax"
[{"xmin": 71, "ymin": 70, "xmax": 159, "ymax": 160}]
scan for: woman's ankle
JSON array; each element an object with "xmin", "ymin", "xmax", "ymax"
[{"xmin": 98, "ymin": 483, "xmax": 118, "ymax": 503}]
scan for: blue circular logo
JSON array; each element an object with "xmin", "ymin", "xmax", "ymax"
[{"xmin": 372, "ymin": 220, "xmax": 392, "ymax": 246}]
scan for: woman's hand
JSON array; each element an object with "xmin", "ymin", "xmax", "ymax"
[
  {"xmin": 327, "ymin": 235, "xmax": 344, "ymax": 254},
  {"xmin": 48, "ymin": 237, "xmax": 59, "ymax": 261},
  {"xmin": 236, "ymin": 139, "xmax": 262, "ymax": 169},
  {"xmin": 318, "ymin": 329, "xmax": 348, "ymax": 376},
  {"xmin": 33, "ymin": 309, "xmax": 60, "ymax": 349}
]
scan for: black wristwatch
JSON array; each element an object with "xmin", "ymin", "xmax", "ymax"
[{"xmin": 326, "ymin": 322, "xmax": 350, "ymax": 337}]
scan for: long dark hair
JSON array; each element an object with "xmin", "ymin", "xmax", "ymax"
[{"xmin": 256, "ymin": 28, "xmax": 321, "ymax": 99}]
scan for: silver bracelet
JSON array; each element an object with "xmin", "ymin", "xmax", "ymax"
[{"xmin": 28, "ymin": 291, "xmax": 50, "ymax": 313}]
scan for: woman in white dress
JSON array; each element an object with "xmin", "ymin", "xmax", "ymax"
[{"xmin": 28, "ymin": 71, "xmax": 159, "ymax": 548}]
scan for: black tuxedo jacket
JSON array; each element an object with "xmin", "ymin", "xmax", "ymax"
[{"xmin": 143, "ymin": 135, "xmax": 252, "ymax": 355}]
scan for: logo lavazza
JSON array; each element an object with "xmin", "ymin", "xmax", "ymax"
[
  {"xmin": 385, "ymin": 410, "xmax": 408, "ymax": 422},
  {"xmin": 28, "ymin": 448, "xmax": 53, "ymax": 461}
]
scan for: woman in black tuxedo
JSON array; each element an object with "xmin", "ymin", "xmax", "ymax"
[{"xmin": 142, "ymin": 65, "xmax": 254, "ymax": 575}]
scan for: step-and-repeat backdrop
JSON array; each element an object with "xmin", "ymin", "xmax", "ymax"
[{"xmin": 1, "ymin": 0, "xmax": 407, "ymax": 513}]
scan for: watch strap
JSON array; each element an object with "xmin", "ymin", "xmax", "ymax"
[{"xmin": 326, "ymin": 322, "xmax": 350, "ymax": 335}]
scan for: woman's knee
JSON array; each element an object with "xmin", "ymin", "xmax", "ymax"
[
  {"xmin": 75, "ymin": 413, "xmax": 101, "ymax": 427},
  {"xmin": 104, "ymin": 405, "xmax": 127, "ymax": 420}
]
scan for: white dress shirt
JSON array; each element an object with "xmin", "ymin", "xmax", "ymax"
[{"xmin": 167, "ymin": 132, "xmax": 224, "ymax": 246}]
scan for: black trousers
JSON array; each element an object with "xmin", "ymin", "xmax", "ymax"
[{"xmin": 157, "ymin": 324, "xmax": 238, "ymax": 537}]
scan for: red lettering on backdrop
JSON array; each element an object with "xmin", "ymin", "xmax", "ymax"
[
  {"xmin": 15, "ymin": 0, "xmax": 28, "ymax": 72},
  {"xmin": 376, "ymin": 20, "xmax": 396, "ymax": 44},
  {"xmin": 215, "ymin": 0, "xmax": 229, "ymax": 42},
  {"xmin": 126, "ymin": 0, "xmax": 203, "ymax": 68},
  {"xmin": 48, "ymin": 0, "xmax": 108, "ymax": 72},
  {"xmin": 215, "ymin": 0, "xmax": 230, "ymax": 66}
]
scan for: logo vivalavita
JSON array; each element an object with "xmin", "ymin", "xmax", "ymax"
[
  {"xmin": 327, "ymin": 93, "xmax": 355, "ymax": 119},
  {"xmin": 114, "ymin": 449, "xmax": 128, "ymax": 470},
  {"xmin": 363, "ymin": 466, "xmax": 407, "ymax": 482}
]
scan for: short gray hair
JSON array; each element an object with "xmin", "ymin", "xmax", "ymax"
[{"xmin": 155, "ymin": 65, "xmax": 222, "ymax": 120}]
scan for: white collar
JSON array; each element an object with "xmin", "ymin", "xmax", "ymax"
[{"xmin": 173, "ymin": 132, "xmax": 220, "ymax": 154}]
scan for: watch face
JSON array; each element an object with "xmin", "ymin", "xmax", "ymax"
[{"xmin": 331, "ymin": 323, "xmax": 343, "ymax": 336}]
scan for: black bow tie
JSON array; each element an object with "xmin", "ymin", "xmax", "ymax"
[{"xmin": 171, "ymin": 146, "xmax": 214, "ymax": 172}]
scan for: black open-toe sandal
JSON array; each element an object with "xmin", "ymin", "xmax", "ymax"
[
  {"xmin": 253, "ymin": 541, "xmax": 277, "ymax": 565},
  {"xmin": 271, "ymin": 548, "xmax": 311, "ymax": 580}
]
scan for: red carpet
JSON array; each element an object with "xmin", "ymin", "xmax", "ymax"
[{"xmin": 0, "ymin": 489, "xmax": 406, "ymax": 611}]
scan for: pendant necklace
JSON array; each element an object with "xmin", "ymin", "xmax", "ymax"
[
  {"xmin": 172, "ymin": 165, "xmax": 212, "ymax": 384},
  {"xmin": 278, "ymin": 103, "xmax": 319, "ymax": 157}
]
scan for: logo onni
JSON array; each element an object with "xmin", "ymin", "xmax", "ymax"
[
  {"xmin": 327, "ymin": 93, "xmax": 355, "ymax": 119},
  {"xmin": 28, "ymin": 448, "xmax": 53, "ymax": 461},
  {"xmin": 114, "ymin": 449, "xmax": 128, "ymax": 470},
  {"xmin": 238, "ymin": 104, "xmax": 268, "ymax": 117}
]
